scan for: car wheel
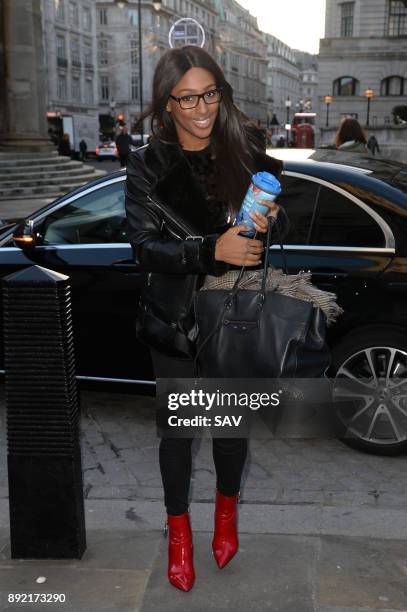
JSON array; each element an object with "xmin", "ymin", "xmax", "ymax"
[{"xmin": 331, "ymin": 327, "xmax": 407, "ymax": 455}]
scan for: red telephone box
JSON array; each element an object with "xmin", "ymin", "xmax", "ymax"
[{"xmin": 296, "ymin": 123, "xmax": 315, "ymax": 148}]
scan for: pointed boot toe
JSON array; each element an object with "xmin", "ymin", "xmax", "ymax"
[
  {"xmin": 167, "ymin": 512, "xmax": 195, "ymax": 591},
  {"xmin": 212, "ymin": 490, "xmax": 239, "ymax": 569}
]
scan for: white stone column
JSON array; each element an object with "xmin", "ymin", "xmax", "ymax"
[{"xmin": 0, "ymin": 0, "xmax": 53, "ymax": 152}]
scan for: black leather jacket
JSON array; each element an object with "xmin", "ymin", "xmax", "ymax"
[{"xmin": 125, "ymin": 135, "xmax": 283, "ymax": 358}]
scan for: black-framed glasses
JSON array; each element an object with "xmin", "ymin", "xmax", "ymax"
[{"xmin": 168, "ymin": 87, "xmax": 223, "ymax": 110}]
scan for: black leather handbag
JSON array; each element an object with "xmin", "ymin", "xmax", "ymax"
[{"xmin": 193, "ymin": 217, "xmax": 331, "ymax": 378}]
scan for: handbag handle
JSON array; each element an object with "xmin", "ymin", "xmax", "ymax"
[{"xmin": 228, "ymin": 214, "xmax": 289, "ymax": 306}]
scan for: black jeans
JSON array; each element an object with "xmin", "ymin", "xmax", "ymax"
[{"xmin": 150, "ymin": 348, "xmax": 248, "ymax": 516}]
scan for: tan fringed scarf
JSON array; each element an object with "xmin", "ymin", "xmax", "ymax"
[{"xmin": 200, "ymin": 268, "xmax": 344, "ymax": 325}]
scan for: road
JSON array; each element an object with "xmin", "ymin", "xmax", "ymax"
[{"xmin": 85, "ymin": 157, "xmax": 123, "ymax": 175}]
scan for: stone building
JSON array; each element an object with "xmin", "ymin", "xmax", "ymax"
[
  {"xmin": 263, "ymin": 32, "xmax": 301, "ymax": 132},
  {"xmin": 42, "ymin": 0, "xmax": 100, "ymax": 149},
  {"xmin": 318, "ymin": 0, "xmax": 407, "ymax": 158},
  {"xmin": 215, "ymin": 0, "xmax": 268, "ymax": 125},
  {"xmin": 31, "ymin": 0, "xmax": 302, "ymax": 146},
  {"xmin": 294, "ymin": 50, "xmax": 319, "ymax": 113}
]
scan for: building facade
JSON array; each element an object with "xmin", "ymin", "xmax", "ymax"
[
  {"xmin": 42, "ymin": 0, "xmax": 99, "ymax": 147},
  {"xmin": 263, "ymin": 32, "xmax": 301, "ymax": 133},
  {"xmin": 318, "ymin": 0, "xmax": 407, "ymax": 156},
  {"xmin": 294, "ymin": 50, "xmax": 319, "ymax": 113},
  {"xmin": 215, "ymin": 0, "xmax": 268, "ymax": 125},
  {"xmin": 40, "ymin": 0, "xmax": 308, "ymax": 146}
]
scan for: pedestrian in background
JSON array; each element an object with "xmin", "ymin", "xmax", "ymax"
[
  {"xmin": 79, "ymin": 139, "xmax": 88, "ymax": 161},
  {"xmin": 57, "ymin": 133, "xmax": 72, "ymax": 158},
  {"xmin": 367, "ymin": 134, "xmax": 380, "ymax": 156},
  {"xmin": 333, "ymin": 118, "xmax": 367, "ymax": 153},
  {"xmin": 115, "ymin": 126, "xmax": 133, "ymax": 168}
]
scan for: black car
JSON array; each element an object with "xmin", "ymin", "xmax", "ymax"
[{"xmin": 3, "ymin": 151, "xmax": 407, "ymax": 455}]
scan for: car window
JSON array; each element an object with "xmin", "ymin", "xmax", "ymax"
[
  {"xmin": 277, "ymin": 175, "xmax": 319, "ymax": 245},
  {"xmin": 311, "ymin": 186, "xmax": 385, "ymax": 247},
  {"xmin": 41, "ymin": 182, "xmax": 128, "ymax": 245}
]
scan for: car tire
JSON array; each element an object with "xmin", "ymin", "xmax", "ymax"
[{"xmin": 330, "ymin": 327, "xmax": 407, "ymax": 455}]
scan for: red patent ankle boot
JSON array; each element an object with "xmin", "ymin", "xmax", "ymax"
[
  {"xmin": 212, "ymin": 490, "xmax": 240, "ymax": 569},
  {"xmin": 166, "ymin": 512, "xmax": 195, "ymax": 592}
]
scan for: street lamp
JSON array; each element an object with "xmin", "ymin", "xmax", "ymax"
[
  {"xmin": 365, "ymin": 88, "xmax": 374, "ymax": 127},
  {"xmin": 114, "ymin": 0, "xmax": 162, "ymax": 141},
  {"xmin": 285, "ymin": 97, "xmax": 291, "ymax": 147},
  {"xmin": 324, "ymin": 95, "xmax": 332, "ymax": 127}
]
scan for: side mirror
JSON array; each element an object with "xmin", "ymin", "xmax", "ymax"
[{"xmin": 12, "ymin": 219, "xmax": 38, "ymax": 251}]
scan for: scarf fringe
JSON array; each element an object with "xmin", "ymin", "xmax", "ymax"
[{"xmin": 201, "ymin": 268, "xmax": 344, "ymax": 325}]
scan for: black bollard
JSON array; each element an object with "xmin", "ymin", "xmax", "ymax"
[{"xmin": 2, "ymin": 265, "xmax": 86, "ymax": 559}]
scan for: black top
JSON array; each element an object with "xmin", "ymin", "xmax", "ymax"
[{"xmin": 182, "ymin": 145, "xmax": 230, "ymax": 231}]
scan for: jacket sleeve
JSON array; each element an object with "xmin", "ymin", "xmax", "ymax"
[{"xmin": 124, "ymin": 151, "xmax": 230, "ymax": 276}]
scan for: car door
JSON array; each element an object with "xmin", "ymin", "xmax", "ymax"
[
  {"xmin": 270, "ymin": 172, "xmax": 395, "ymax": 337},
  {"xmin": 16, "ymin": 178, "xmax": 153, "ymax": 384}
]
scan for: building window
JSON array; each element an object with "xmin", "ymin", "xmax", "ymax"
[
  {"xmin": 333, "ymin": 76, "xmax": 359, "ymax": 95},
  {"xmin": 381, "ymin": 75, "xmax": 405, "ymax": 95},
  {"xmin": 71, "ymin": 76, "xmax": 80, "ymax": 101},
  {"xmin": 98, "ymin": 8, "xmax": 108, "ymax": 26},
  {"xmin": 54, "ymin": 0, "xmax": 65, "ymax": 22},
  {"xmin": 388, "ymin": 0, "xmax": 407, "ymax": 36},
  {"xmin": 70, "ymin": 37, "xmax": 80, "ymax": 65},
  {"xmin": 171, "ymin": 20, "xmax": 200, "ymax": 46},
  {"xmin": 130, "ymin": 40, "xmax": 138, "ymax": 65},
  {"xmin": 56, "ymin": 34, "xmax": 66, "ymax": 59},
  {"xmin": 131, "ymin": 75, "xmax": 139, "ymax": 100},
  {"xmin": 98, "ymin": 38, "xmax": 108, "ymax": 66},
  {"xmin": 128, "ymin": 9, "xmax": 138, "ymax": 26},
  {"xmin": 56, "ymin": 34, "xmax": 68, "ymax": 67},
  {"xmin": 83, "ymin": 6, "xmax": 92, "ymax": 31},
  {"xmin": 57, "ymin": 74, "xmax": 67, "ymax": 100},
  {"xmin": 69, "ymin": 1, "xmax": 79, "ymax": 27},
  {"xmin": 85, "ymin": 79, "xmax": 93, "ymax": 104},
  {"xmin": 100, "ymin": 75, "xmax": 109, "ymax": 100},
  {"xmin": 340, "ymin": 2, "xmax": 354, "ymax": 37},
  {"xmin": 84, "ymin": 41, "xmax": 92, "ymax": 66}
]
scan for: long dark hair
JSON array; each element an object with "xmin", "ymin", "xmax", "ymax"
[
  {"xmin": 135, "ymin": 45, "xmax": 281, "ymax": 213},
  {"xmin": 334, "ymin": 118, "xmax": 367, "ymax": 148}
]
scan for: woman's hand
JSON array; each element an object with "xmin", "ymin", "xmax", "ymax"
[
  {"xmin": 249, "ymin": 201, "xmax": 280, "ymax": 234},
  {"xmin": 214, "ymin": 225, "xmax": 264, "ymax": 266}
]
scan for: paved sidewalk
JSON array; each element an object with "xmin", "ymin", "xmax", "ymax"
[
  {"xmin": 1, "ymin": 523, "xmax": 407, "ymax": 611},
  {"xmin": 1, "ymin": 389, "xmax": 407, "ymax": 610}
]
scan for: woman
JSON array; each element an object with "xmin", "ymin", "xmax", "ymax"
[
  {"xmin": 333, "ymin": 117, "xmax": 368, "ymax": 152},
  {"xmin": 125, "ymin": 45, "xmax": 283, "ymax": 592}
]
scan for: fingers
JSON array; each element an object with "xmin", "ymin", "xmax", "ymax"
[
  {"xmin": 246, "ymin": 242, "xmax": 263, "ymax": 254},
  {"xmin": 232, "ymin": 224, "xmax": 250, "ymax": 234},
  {"xmin": 243, "ymin": 253, "xmax": 262, "ymax": 266}
]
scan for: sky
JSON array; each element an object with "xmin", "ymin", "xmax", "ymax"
[{"xmin": 236, "ymin": 0, "xmax": 326, "ymax": 54}]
